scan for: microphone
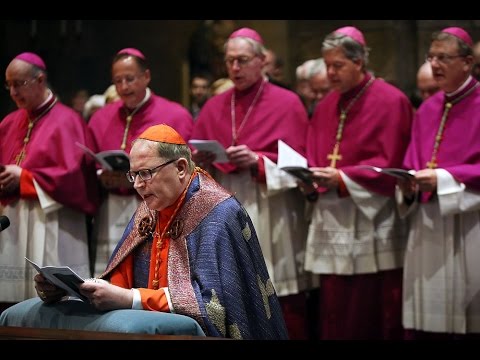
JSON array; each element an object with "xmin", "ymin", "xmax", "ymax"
[{"xmin": 0, "ymin": 215, "xmax": 10, "ymax": 232}]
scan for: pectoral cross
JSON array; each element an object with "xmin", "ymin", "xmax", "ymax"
[
  {"xmin": 15, "ymin": 149, "xmax": 26, "ymax": 165},
  {"xmin": 426, "ymin": 160, "xmax": 437, "ymax": 169},
  {"xmin": 120, "ymin": 115, "xmax": 133, "ymax": 151},
  {"xmin": 16, "ymin": 121, "xmax": 34, "ymax": 165},
  {"xmin": 327, "ymin": 143, "xmax": 342, "ymax": 168}
]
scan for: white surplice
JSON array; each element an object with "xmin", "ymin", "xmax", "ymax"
[
  {"xmin": 399, "ymin": 169, "xmax": 480, "ymax": 333},
  {"xmin": 0, "ymin": 181, "xmax": 89, "ymax": 302},
  {"xmin": 305, "ymin": 172, "xmax": 407, "ymax": 275}
]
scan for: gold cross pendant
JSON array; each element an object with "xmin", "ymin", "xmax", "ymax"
[
  {"xmin": 15, "ymin": 150, "xmax": 26, "ymax": 165},
  {"xmin": 327, "ymin": 143, "xmax": 342, "ymax": 168},
  {"xmin": 426, "ymin": 160, "xmax": 437, "ymax": 169}
]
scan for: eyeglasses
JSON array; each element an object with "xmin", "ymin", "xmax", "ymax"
[
  {"xmin": 112, "ymin": 73, "xmax": 143, "ymax": 86},
  {"xmin": 126, "ymin": 159, "xmax": 177, "ymax": 183},
  {"xmin": 225, "ymin": 56, "xmax": 256, "ymax": 68},
  {"xmin": 4, "ymin": 78, "xmax": 37, "ymax": 91},
  {"xmin": 425, "ymin": 53, "xmax": 465, "ymax": 65}
]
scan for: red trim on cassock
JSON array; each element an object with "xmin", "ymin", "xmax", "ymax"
[{"xmin": 19, "ymin": 169, "xmax": 37, "ymax": 199}]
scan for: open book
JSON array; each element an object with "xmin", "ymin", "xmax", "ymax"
[
  {"xmin": 25, "ymin": 257, "xmax": 87, "ymax": 302},
  {"xmin": 188, "ymin": 139, "xmax": 229, "ymax": 163},
  {"xmin": 279, "ymin": 166, "xmax": 314, "ymax": 184},
  {"xmin": 357, "ymin": 165, "xmax": 416, "ymax": 180},
  {"xmin": 76, "ymin": 142, "xmax": 130, "ymax": 171},
  {"xmin": 277, "ymin": 140, "xmax": 313, "ymax": 184}
]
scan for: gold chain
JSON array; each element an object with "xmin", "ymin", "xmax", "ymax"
[
  {"xmin": 427, "ymin": 82, "xmax": 480, "ymax": 169},
  {"xmin": 231, "ymin": 80, "xmax": 265, "ymax": 146},
  {"xmin": 120, "ymin": 91, "xmax": 150, "ymax": 150},
  {"xmin": 15, "ymin": 98, "xmax": 58, "ymax": 165},
  {"xmin": 327, "ymin": 76, "xmax": 374, "ymax": 168}
]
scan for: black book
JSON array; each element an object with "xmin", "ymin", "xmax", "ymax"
[{"xmin": 76, "ymin": 142, "xmax": 130, "ymax": 172}]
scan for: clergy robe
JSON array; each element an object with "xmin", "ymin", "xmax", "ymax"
[
  {"xmin": 192, "ymin": 79, "xmax": 313, "ymax": 339},
  {"xmin": 0, "ymin": 99, "xmax": 99, "ymax": 302},
  {"xmin": 101, "ymin": 172, "xmax": 288, "ymax": 340},
  {"xmin": 88, "ymin": 91, "xmax": 193, "ymax": 276},
  {"xmin": 401, "ymin": 77, "xmax": 480, "ymax": 334},
  {"xmin": 305, "ymin": 74, "xmax": 413, "ymax": 339},
  {"xmin": 192, "ymin": 79, "xmax": 313, "ymax": 292}
]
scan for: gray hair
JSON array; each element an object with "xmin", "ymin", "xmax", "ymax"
[
  {"xmin": 308, "ymin": 58, "xmax": 327, "ymax": 78},
  {"xmin": 225, "ymin": 37, "xmax": 266, "ymax": 58},
  {"xmin": 322, "ymin": 32, "xmax": 370, "ymax": 69},
  {"xmin": 431, "ymin": 31, "xmax": 473, "ymax": 57}
]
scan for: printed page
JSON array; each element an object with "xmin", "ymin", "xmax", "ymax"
[
  {"xmin": 25, "ymin": 257, "xmax": 87, "ymax": 302},
  {"xmin": 277, "ymin": 140, "xmax": 312, "ymax": 183},
  {"xmin": 188, "ymin": 140, "xmax": 229, "ymax": 163}
]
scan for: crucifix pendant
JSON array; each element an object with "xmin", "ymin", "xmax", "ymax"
[
  {"xmin": 15, "ymin": 149, "xmax": 26, "ymax": 165},
  {"xmin": 327, "ymin": 143, "xmax": 342, "ymax": 168},
  {"xmin": 426, "ymin": 160, "xmax": 437, "ymax": 169}
]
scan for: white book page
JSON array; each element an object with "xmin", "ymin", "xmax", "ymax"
[
  {"xmin": 189, "ymin": 140, "xmax": 229, "ymax": 163},
  {"xmin": 277, "ymin": 140, "xmax": 308, "ymax": 169},
  {"xmin": 25, "ymin": 257, "xmax": 87, "ymax": 302}
]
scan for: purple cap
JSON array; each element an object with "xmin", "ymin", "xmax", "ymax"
[
  {"xmin": 117, "ymin": 48, "xmax": 146, "ymax": 60},
  {"xmin": 441, "ymin": 27, "xmax": 473, "ymax": 47},
  {"xmin": 334, "ymin": 26, "xmax": 366, "ymax": 46},
  {"xmin": 14, "ymin": 52, "xmax": 46, "ymax": 70},
  {"xmin": 229, "ymin": 27, "xmax": 264, "ymax": 45}
]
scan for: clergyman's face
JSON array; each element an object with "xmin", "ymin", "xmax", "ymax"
[
  {"xmin": 129, "ymin": 140, "xmax": 181, "ymax": 211},
  {"xmin": 5, "ymin": 60, "xmax": 44, "ymax": 110},
  {"xmin": 112, "ymin": 56, "xmax": 150, "ymax": 109},
  {"xmin": 225, "ymin": 38, "xmax": 264, "ymax": 91},
  {"xmin": 323, "ymin": 47, "xmax": 362, "ymax": 94},
  {"xmin": 428, "ymin": 39, "xmax": 472, "ymax": 93}
]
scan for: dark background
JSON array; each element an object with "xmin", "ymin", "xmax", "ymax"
[{"xmin": 1, "ymin": 20, "xmax": 479, "ymax": 116}]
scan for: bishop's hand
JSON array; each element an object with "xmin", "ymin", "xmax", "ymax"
[{"xmin": 0, "ymin": 164, "xmax": 21, "ymax": 197}]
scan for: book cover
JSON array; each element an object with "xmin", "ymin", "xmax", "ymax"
[
  {"xmin": 357, "ymin": 165, "xmax": 416, "ymax": 180},
  {"xmin": 280, "ymin": 166, "xmax": 314, "ymax": 184},
  {"xmin": 25, "ymin": 257, "xmax": 87, "ymax": 302},
  {"xmin": 76, "ymin": 142, "xmax": 130, "ymax": 171}
]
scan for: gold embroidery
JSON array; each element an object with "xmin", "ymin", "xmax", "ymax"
[
  {"xmin": 166, "ymin": 218, "xmax": 184, "ymax": 239},
  {"xmin": 242, "ymin": 222, "xmax": 251, "ymax": 242},
  {"xmin": 257, "ymin": 275, "xmax": 275, "ymax": 319},
  {"xmin": 205, "ymin": 289, "xmax": 226, "ymax": 336},
  {"xmin": 138, "ymin": 214, "xmax": 155, "ymax": 238},
  {"xmin": 228, "ymin": 324, "xmax": 243, "ymax": 340}
]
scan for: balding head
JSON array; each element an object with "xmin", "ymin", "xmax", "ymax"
[
  {"xmin": 5, "ymin": 57, "xmax": 49, "ymax": 111},
  {"xmin": 417, "ymin": 62, "xmax": 439, "ymax": 101}
]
